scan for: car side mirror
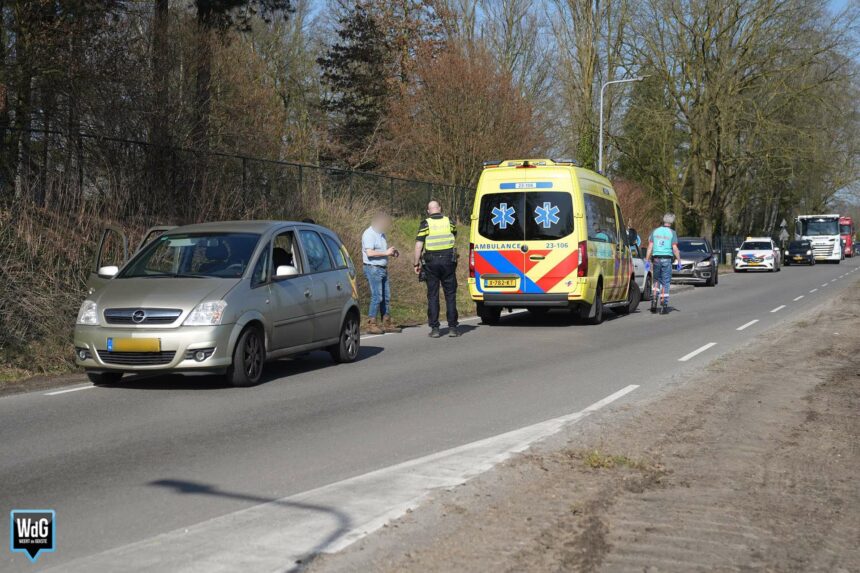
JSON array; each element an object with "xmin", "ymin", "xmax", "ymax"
[
  {"xmin": 274, "ymin": 265, "xmax": 299, "ymax": 279},
  {"xmin": 97, "ymin": 265, "xmax": 119, "ymax": 278}
]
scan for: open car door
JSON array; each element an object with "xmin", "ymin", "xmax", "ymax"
[
  {"xmin": 87, "ymin": 226, "xmax": 129, "ymax": 293},
  {"xmin": 136, "ymin": 225, "xmax": 176, "ymax": 253}
]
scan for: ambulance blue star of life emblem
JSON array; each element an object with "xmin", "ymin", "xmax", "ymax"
[
  {"xmin": 534, "ymin": 202, "xmax": 560, "ymax": 228},
  {"xmin": 491, "ymin": 203, "xmax": 516, "ymax": 229}
]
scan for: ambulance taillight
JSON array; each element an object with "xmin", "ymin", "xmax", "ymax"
[
  {"xmin": 577, "ymin": 240, "xmax": 588, "ymax": 277},
  {"xmin": 469, "ymin": 243, "xmax": 475, "ymax": 278}
]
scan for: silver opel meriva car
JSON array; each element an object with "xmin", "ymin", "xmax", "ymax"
[{"xmin": 74, "ymin": 221, "xmax": 361, "ymax": 387}]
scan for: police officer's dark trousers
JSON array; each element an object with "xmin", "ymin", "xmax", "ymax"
[{"xmin": 425, "ymin": 252, "xmax": 458, "ymax": 329}]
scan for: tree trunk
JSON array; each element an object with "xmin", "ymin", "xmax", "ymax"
[{"xmin": 149, "ymin": 0, "xmax": 170, "ymax": 213}]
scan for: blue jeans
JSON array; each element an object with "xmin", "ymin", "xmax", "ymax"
[
  {"xmin": 652, "ymin": 257, "xmax": 673, "ymax": 302},
  {"xmin": 364, "ymin": 264, "xmax": 391, "ymax": 319}
]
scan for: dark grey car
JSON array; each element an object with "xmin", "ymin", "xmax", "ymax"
[{"xmin": 672, "ymin": 237, "xmax": 718, "ymax": 287}]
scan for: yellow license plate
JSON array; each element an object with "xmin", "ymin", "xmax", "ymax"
[
  {"xmin": 747, "ymin": 262, "xmax": 761, "ymax": 266},
  {"xmin": 107, "ymin": 338, "xmax": 161, "ymax": 352},
  {"xmin": 794, "ymin": 256, "xmax": 804, "ymax": 260},
  {"xmin": 484, "ymin": 278, "xmax": 517, "ymax": 288}
]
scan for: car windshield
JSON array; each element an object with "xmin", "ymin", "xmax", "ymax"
[
  {"xmin": 678, "ymin": 240, "xmax": 709, "ymax": 254},
  {"xmin": 119, "ymin": 232, "xmax": 261, "ymax": 279},
  {"xmin": 740, "ymin": 241, "xmax": 772, "ymax": 250},
  {"xmin": 788, "ymin": 241, "xmax": 810, "ymax": 250},
  {"xmin": 800, "ymin": 218, "xmax": 839, "ymax": 236}
]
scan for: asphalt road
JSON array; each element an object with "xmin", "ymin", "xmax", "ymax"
[{"xmin": 3, "ymin": 258, "xmax": 859, "ymax": 572}]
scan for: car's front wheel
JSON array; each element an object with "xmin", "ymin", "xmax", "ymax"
[
  {"xmin": 226, "ymin": 326, "xmax": 265, "ymax": 387},
  {"xmin": 329, "ymin": 312, "xmax": 360, "ymax": 363},
  {"xmin": 87, "ymin": 371, "xmax": 123, "ymax": 385}
]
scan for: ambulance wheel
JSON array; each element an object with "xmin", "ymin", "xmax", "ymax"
[
  {"xmin": 582, "ymin": 285, "xmax": 604, "ymax": 325},
  {"xmin": 618, "ymin": 279, "xmax": 640, "ymax": 315},
  {"xmin": 477, "ymin": 303, "xmax": 501, "ymax": 325}
]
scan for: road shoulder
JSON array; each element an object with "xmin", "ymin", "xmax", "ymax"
[{"xmin": 309, "ymin": 281, "xmax": 860, "ymax": 573}]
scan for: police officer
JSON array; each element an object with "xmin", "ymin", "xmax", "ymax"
[{"xmin": 413, "ymin": 200, "xmax": 459, "ymax": 338}]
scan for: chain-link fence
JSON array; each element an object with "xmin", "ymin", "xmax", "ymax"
[{"xmin": 0, "ymin": 127, "xmax": 474, "ymax": 224}]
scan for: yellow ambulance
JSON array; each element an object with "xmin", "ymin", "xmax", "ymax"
[{"xmin": 468, "ymin": 159, "xmax": 638, "ymax": 325}]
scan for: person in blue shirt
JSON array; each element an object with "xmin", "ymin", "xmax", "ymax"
[
  {"xmin": 645, "ymin": 213, "xmax": 681, "ymax": 314},
  {"xmin": 362, "ymin": 212, "xmax": 401, "ymax": 334}
]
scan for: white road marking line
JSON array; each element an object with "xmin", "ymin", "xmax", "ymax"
[
  {"xmin": 679, "ymin": 342, "xmax": 717, "ymax": 362},
  {"xmin": 51, "ymin": 385, "xmax": 639, "ymax": 573},
  {"xmin": 793, "ymin": 295, "xmax": 804, "ymax": 301},
  {"xmin": 810, "ymin": 288, "xmax": 818, "ymax": 293},
  {"xmin": 45, "ymin": 384, "xmax": 94, "ymax": 396},
  {"xmin": 736, "ymin": 320, "xmax": 759, "ymax": 331},
  {"xmin": 821, "ymin": 282, "xmax": 829, "ymax": 287},
  {"xmin": 771, "ymin": 305, "xmax": 786, "ymax": 313}
]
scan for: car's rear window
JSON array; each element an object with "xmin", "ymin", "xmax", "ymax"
[
  {"xmin": 478, "ymin": 192, "xmax": 573, "ymax": 241},
  {"xmin": 788, "ymin": 241, "xmax": 810, "ymax": 249}
]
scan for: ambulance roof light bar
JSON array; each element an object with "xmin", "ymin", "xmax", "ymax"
[{"xmin": 482, "ymin": 160, "xmax": 502, "ymax": 168}]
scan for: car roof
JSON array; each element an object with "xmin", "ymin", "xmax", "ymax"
[
  {"xmin": 678, "ymin": 236, "xmax": 709, "ymax": 241},
  {"xmin": 164, "ymin": 220, "xmax": 331, "ymax": 235}
]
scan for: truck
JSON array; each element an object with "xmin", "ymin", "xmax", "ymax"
[
  {"xmin": 795, "ymin": 214, "xmax": 844, "ymax": 263},
  {"xmin": 839, "ymin": 215, "xmax": 854, "ymax": 258}
]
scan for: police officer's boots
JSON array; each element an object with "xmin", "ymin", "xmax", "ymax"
[
  {"xmin": 382, "ymin": 315, "xmax": 402, "ymax": 333},
  {"xmin": 366, "ymin": 318, "xmax": 384, "ymax": 335}
]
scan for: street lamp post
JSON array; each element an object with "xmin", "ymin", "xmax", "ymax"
[{"xmin": 598, "ymin": 75, "xmax": 646, "ymax": 174}]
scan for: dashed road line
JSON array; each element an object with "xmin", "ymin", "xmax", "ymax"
[
  {"xmin": 793, "ymin": 295, "xmax": 804, "ymax": 301},
  {"xmin": 821, "ymin": 283, "xmax": 829, "ymax": 287},
  {"xmin": 736, "ymin": 320, "xmax": 759, "ymax": 331},
  {"xmin": 45, "ymin": 384, "xmax": 95, "ymax": 396},
  {"xmin": 810, "ymin": 288, "xmax": 818, "ymax": 293},
  {"xmin": 771, "ymin": 305, "xmax": 786, "ymax": 313},
  {"xmin": 679, "ymin": 342, "xmax": 717, "ymax": 362}
]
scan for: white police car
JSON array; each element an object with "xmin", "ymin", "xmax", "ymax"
[{"xmin": 734, "ymin": 237, "xmax": 781, "ymax": 272}]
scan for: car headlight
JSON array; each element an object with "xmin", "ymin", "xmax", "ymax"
[
  {"xmin": 764, "ymin": 254, "xmax": 773, "ymax": 260},
  {"xmin": 806, "ymin": 250, "xmax": 812, "ymax": 255},
  {"xmin": 76, "ymin": 300, "xmax": 99, "ymax": 325},
  {"xmin": 184, "ymin": 301, "xmax": 228, "ymax": 326},
  {"xmin": 696, "ymin": 261, "xmax": 711, "ymax": 268}
]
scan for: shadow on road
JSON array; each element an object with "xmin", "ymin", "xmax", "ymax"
[
  {"xmin": 149, "ymin": 478, "xmax": 349, "ymax": 572},
  {"xmin": 101, "ymin": 346, "xmax": 384, "ymax": 391}
]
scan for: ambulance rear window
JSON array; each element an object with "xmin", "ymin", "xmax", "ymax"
[{"xmin": 478, "ymin": 192, "xmax": 573, "ymax": 241}]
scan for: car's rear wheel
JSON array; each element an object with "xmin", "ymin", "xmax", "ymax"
[
  {"xmin": 642, "ymin": 275, "xmax": 652, "ymax": 301},
  {"xmin": 226, "ymin": 326, "xmax": 264, "ymax": 387},
  {"xmin": 477, "ymin": 303, "xmax": 501, "ymax": 325},
  {"xmin": 329, "ymin": 312, "xmax": 360, "ymax": 363},
  {"xmin": 87, "ymin": 371, "xmax": 123, "ymax": 385}
]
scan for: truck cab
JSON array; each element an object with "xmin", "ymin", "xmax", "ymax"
[{"xmin": 795, "ymin": 214, "xmax": 843, "ymax": 263}]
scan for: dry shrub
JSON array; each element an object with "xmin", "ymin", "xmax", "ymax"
[
  {"xmin": 385, "ymin": 42, "xmax": 544, "ymax": 188},
  {"xmin": 613, "ymin": 178, "xmax": 661, "ymax": 237}
]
